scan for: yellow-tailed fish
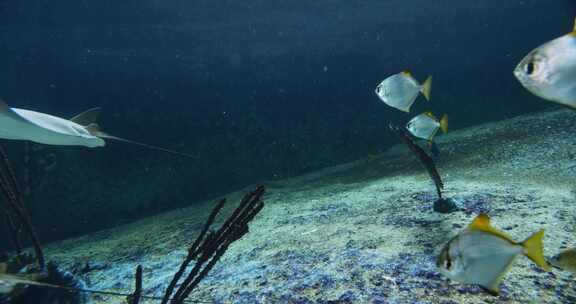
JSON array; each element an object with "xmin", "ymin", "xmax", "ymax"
[
  {"xmin": 406, "ymin": 112, "xmax": 448, "ymax": 142},
  {"xmin": 514, "ymin": 18, "xmax": 576, "ymax": 108},
  {"xmin": 437, "ymin": 214, "xmax": 549, "ymax": 295},
  {"xmin": 549, "ymin": 248, "xmax": 576, "ymax": 274},
  {"xmin": 375, "ymin": 71, "xmax": 432, "ymax": 112}
]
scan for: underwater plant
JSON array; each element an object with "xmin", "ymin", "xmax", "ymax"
[
  {"xmin": 0, "ymin": 253, "xmax": 89, "ymax": 303},
  {"xmin": 126, "ymin": 265, "xmax": 143, "ymax": 304},
  {"xmin": 1, "ymin": 186, "xmax": 266, "ymax": 303},
  {"xmin": 161, "ymin": 185, "xmax": 265, "ymax": 304},
  {"xmin": 0, "ymin": 145, "xmax": 44, "ymax": 269}
]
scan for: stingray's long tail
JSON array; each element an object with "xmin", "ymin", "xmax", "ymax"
[
  {"xmin": 99, "ymin": 133, "xmax": 197, "ymax": 159},
  {"xmin": 84, "ymin": 123, "xmax": 197, "ymax": 159}
]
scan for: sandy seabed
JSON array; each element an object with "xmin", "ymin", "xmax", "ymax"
[{"xmin": 45, "ymin": 108, "xmax": 576, "ymax": 303}]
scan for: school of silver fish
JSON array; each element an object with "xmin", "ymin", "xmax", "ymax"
[{"xmin": 374, "ymin": 18, "xmax": 576, "ymax": 296}]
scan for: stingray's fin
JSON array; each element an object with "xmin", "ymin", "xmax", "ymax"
[
  {"xmin": 0, "ymin": 98, "xmax": 38, "ymax": 124},
  {"xmin": 70, "ymin": 107, "xmax": 101, "ymax": 126},
  {"xmin": 84, "ymin": 123, "xmax": 102, "ymax": 136}
]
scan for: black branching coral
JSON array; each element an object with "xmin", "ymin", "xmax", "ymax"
[
  {"xmin": 0, "ymin": 145, "xmax": 45, "ymax": 269},
  {"xmin": 161, "ymin": 185, "xmax": 266, "ymax": 304}
]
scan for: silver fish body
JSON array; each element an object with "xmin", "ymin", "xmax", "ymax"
[
  {"xmin": 549, "ymin": 248, "xmax": 576, "ymax": 274},
  {"xmin": 436, "ymin": 214, "xmax": 548, "ymax": 295},
  {"xmin": 514, "ymin": 27, "xmax": 576, "ymax": 108},
  {"xmin": 406, "ymin": 113, "xmax": 440, "ymax": 141},
  {"xmin": 375, "ymin": 71, "xmax": 431, "ymax": 112},
  {"xmin": 438, "ymin": 230, "xmax": 522, "ymax": 292}
]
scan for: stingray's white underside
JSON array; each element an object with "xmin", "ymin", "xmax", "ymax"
[{"xmin": 0, "ymin": 105, "xmax": 105, "ymax": 147}]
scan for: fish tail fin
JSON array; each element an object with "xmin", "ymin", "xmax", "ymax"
[
  {"xmin": 440, "ymin": 114, "xmax": 449, "ymax": 133},
  {"xmin": 420, "ymin": 76, "xmax": 432, "ymax": 101},
  {"xmin": 522, "ymin": 230, "xmax": 550, "ymax": 271}
]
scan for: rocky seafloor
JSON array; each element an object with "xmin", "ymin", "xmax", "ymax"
[{"xmin": 43, "ymin": 108, "xmax": 576, "ymax": 303}]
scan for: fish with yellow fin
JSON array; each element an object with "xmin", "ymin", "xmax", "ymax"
[
  {"xmin": 375, "ymin": 71, "xmax": 432, "ymax": 112},
  {"xmin": 514, "ymin": 18, "xmax": 576, "ymax": 108},
  {"xmin": 549, "ymin": 248, "xmax": 576, "ymax": 274},
  {"xmin": 437, "ymin": 214, "xmax": 549, "ymax": 295},
  {"xmin": 406, "ymin": 112, "xmax": 448, "ymax": 143}
]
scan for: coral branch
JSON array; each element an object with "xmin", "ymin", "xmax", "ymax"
[
  {"xmin": 162, "ymin": 186, "xmax": 265, "ymax": 304},
  {"xmin": 127, "ymin": 265, "xmax": 143, "ymax": 304},
  {"xmin": 2, "ymin": 210, "xmax": 23, "ymax": 257},
  {"xmin": 0, "ymin": 145, "xmax": 45, "ymax": 269},
  {"xmin": 161, "ymin": 198, "xmax": 226, "ymax": 304}
]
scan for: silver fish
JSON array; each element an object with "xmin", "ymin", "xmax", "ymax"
[
  {"xmin": 375, "ymin": 71, "xmax": 432, "ymax": 112},
  {"xmin": 514, "ymin": 19, "xmax": 576, "ymax": 108},
  {"xmin": 549, "ymin": 248, "xmax": 576, "ymax": 274},
  {"xmin": 406, "ymin": 112, "xmax": 448, "ymax": 142},
  {"xmin": 437, "ymin": 214, "xmax": 549, "ymax": 295}
]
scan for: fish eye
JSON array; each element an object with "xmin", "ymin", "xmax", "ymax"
[
  {"xmin": 445, "ymin": 257, "xmax": 452, "ymax": 270},
  {"xmin": 526, "ymin": 61, "xmax": 536, "ymax": 75}
]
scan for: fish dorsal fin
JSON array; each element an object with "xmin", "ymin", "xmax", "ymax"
[
  {"xmin": 70, "ymin": 107, "xmax": 101, "ymax": 126},
  {"xmin": 468, "ymin": 214, "xmax": 515, "ymax": 243},
  {"xmin": 424, "ymin": 111, "xmax": 437, "ymax": 120},
  {"xmin": 401, "ymin": 70, "xmax": 413, "ymax": 77},
  {"xmin": 469, "ymin": 213, "xmax": 491, "ymax": 230}
]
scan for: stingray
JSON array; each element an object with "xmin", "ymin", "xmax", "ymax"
[{"xmin": 0, "ymin": 99, "xmax": 196, "ymax": 158}]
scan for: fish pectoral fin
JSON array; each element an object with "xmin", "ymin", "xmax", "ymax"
[
  {"xmin": 522, "ymin": 230, "xmax": 550, "ymax": 271},
  {"xmin": 420, "ymin": 76, "xmax": 432, "ymax": 100},
  {"xmin": 70, "ymin": 107, "xmax": 101, "ymax": 126}
]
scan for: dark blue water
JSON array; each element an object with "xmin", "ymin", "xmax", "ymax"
[{"xmin": 0, "ymin": 0, "xmax": 573, "ymax": 244}]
